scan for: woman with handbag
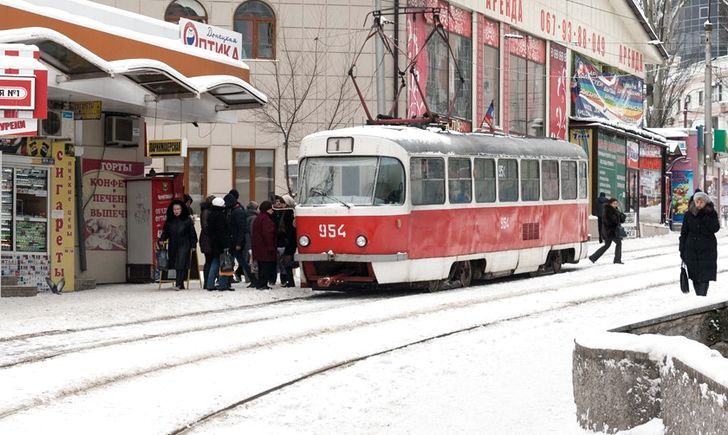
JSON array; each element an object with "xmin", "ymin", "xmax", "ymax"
[
  {"xmin": 205, "ymin": 197, "xmax": 234, "ymax": 291},
  {"xmin": 680, "ymin": 192, "xmax": 720, "ymax": 296},
  {"xmin": 589, "ymin": 198, "xmax": 626, "ymax": 264},
  {"xmin": 158, "ymin": 199, "xmax": 198, "ymax": 290}
]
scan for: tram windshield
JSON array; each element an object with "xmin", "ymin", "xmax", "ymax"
[{"xmin": 299, "ymin": 156, "xmax": 405, "ymax": 206}]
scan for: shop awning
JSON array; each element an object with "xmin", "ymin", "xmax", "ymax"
[
  {"xmin": 0, "ymin": 27, "xmax": 113, "ymax": 80},
  {"xmin": 109, "ymin": 59, "xmax": 199, "ymax": 100},
  {"xmin": 0, "ymin": 27, "xmax": 266, "ymax": 122},
  {"xmin": 190, "ymin": 75, "xmax": 268, "ymax": 110}
]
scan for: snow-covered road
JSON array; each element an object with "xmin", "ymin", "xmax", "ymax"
[{"xmin": 1, "ymin": 233, "xmax": 726, "ymax": 434}]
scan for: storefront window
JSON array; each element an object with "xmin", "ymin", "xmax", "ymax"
[
  {"xmin": 164, "ymin": 149, "xmax": 207, "ymax": 214},
  {"xmin": 483, "ymin": 45, "xmax": 500, "ymax": 126},
  {"xmin": 508, "ymin": 35, "xmax": 546, "ymax": 136},
  {"xmin": 509, "ymin": 54, "xmax": 527, "ymax": 135},
  {"xmin": 452, "ymin": 34, "xmax": 472, "ymax": 120},
  {"xmin": 426, "ymin": 27, "xmax": 450, "ymax": 116},
  {"xmin": 425, "ymin": 27, "xmax": 472, "ymax": 121},
  {"xmin": 164, "ymin": 0, "xmax": 208, "ymax": 24},
  {"xmin": 234, "ymin": 149, "xmax": 275, "ymax": 203}
]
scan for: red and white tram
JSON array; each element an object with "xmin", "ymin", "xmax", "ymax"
[{"xmin": 294, "ymin": 126, "xmax": 589, "ymax": 290}]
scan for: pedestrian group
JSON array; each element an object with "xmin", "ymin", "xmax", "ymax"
[{"xmin": 158, "ymin": 190, "xmax": 298, "ymax": 291}]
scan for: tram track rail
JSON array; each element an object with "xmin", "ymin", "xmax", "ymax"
[
  {"xmin": 0, "ymin": 236, "xmax": 722, "ymax": 371},
  {"xmin": 1, "ymin": 247, "xmax": 724, "ymax": 423},
  {"xmin": 170, "ymin": 265, "xmax": 728, "ymax": 434}
]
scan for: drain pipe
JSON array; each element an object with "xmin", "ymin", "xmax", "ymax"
[{"xmin": 393, "ymin": 0, "xmax": 399, "ymax": 117}]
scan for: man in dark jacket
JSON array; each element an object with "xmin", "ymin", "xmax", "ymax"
[
  {"xmin": 595, "ymin": 192, "xmax": 609, "ymax": 243},
  {"xmin": 680, "ymin": 191, "xmax": 720, "ymax": 296},
  {"xmin": 252, "ymin": 201, "xmax": 277, "ymax": 290},
  {"xmin": 224, "ymin": 193, "xmax": 247, "ymax": 284},
  {"xmin": 206, "ymin": 197, "xmax": 233, "ymax": 290},
  {"xmin": 589, "ymin": 198, "xmax": 626, "ymax": 264}
]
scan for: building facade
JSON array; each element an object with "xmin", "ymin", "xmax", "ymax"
[
  {"xmin": 93, "ymin": 0, "xmax": 667, "ymax": 217},
  {"xmin": 675, "ymin": 0, "xmax": 728, "ymax": 63}
]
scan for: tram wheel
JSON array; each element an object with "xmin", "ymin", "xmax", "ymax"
[
  {"xmin": 455, "ymin": 261, "xmax": 473, "ymax": 288},
  {"xmin": 550, "ymin": 251, "xmax": 563, "ymax": 274},
  {"xmin": 427, "ymin": 279, "xmax": 444, "ymax": 292}
]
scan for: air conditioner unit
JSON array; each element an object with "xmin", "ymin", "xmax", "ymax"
[
  {"xmin": 105, "ymin": 115, "xmax": 141, "ymax": 147},
  {"xmin": 39, "ymin": 110, "xmax": 75, "ymax": 139}
]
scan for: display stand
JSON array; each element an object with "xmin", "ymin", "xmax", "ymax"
[{"xmin": 157, "ymin": 249, "xmax": 196, "ymax": 289}]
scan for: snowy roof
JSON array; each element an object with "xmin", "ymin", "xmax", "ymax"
[
  {"xmin": 109, "ymin": 59, "xmax": 199, "ymax": 98},
  {"xmin": 0, "ymin": 27, "xmax": 267, "ymax": 109},
  {"xmin": 0, "ymin": 0, "xmax": 250, "ymax": 71},
  {"xmin": 623, "ymin": 0, "xmax": 669, "ymax": 59},
  {"xmin": 189, "ymin": 75, "xmax": 268, "ymax": 109},
  {"xmin": 305, "ymin": 126, "xmax": 588, "ymax": 160},
  {"xmin": 0, "ymin": 55, "xmax": 46, "ymax": 71},
  {"xmin": 0, "ymin": 27, "xmax": 114, "ymax": 76},
  {"xmin": 646, "ymin": 127, "xmax": 690, "ymax": 139},
  {"xmin": 570, "ymin": 117, "xmax": 667, "ymax": 144}
]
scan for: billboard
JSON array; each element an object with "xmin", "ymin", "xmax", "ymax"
[{"xmin": 572, "ymin": 54, "xmax": 644, "ymax": 126}]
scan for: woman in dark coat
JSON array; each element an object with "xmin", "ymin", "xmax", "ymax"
[
  {"xmin": 252, "ymin": 200, "xmax": 277, "ymax": 290},
  {"xmin": 589, "ymin": 198, "xmax": 626, "ymax": 264},
  {"xmin": 680, "ymin": 191, "xmax": 720, "ymax": 296},
  {"xmin": 198, "ymin": 195, "xmax": 215, "ymax": 288},
  {"xmin": 159, "ymin": 199, "xmax": 197, "ymax": 289},
  {"xmin": 206, "ymin": 197, "xmax": 233, "ymax": 291}
]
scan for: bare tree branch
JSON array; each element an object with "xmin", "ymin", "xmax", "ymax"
[{"xmin": 254, "ymin": 14, "xmax": 363, "ymax": 195}]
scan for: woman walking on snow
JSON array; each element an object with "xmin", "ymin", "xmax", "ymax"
[
  {"xmin": 680, "ymin": 191, "xmax": 720, "ymax": 296},
  {"xmin": 589, "ymin": 198, "xmax": 626, "ymax": 264}
]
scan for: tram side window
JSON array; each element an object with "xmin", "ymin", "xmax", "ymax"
[
  {"xmin": 374, "ymin": 157, "xmax": 405, "ymax": 205},
  {"xmin": 411, "ymin": 157, "xmax": 445, "ymax": 205},
  {"xmin": 448, "ymin": 158, "xmax": 472, "ymax": 203},
  {"xmin": 498, "ymin": 159, "xmax": 518, "ymax": 202},
  {"xmin": 561, "ymin": 161, "xmax": 577, "ymax": 200},
  {"xmin": 520, "ymin": 159, "xmax": 540, "ymax": 201},
  {"xmin": 474, "ymin": 158, "xmax": 496, "ymax": 203},
  {"xmin": 578, "ymin": 161, "xmax": 588, "ymax": 199},
  {"xmin": 542, "ymin": 160, "xmax": 559, "ymax": 200}
]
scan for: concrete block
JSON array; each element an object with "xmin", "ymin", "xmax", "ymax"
[
  {"xmin": 1, "ymin": 276, "xmax": 19, "ymax": 286},
  {"xmin": 573, "ymin": 344, "xmax": 660, "ymax": 433},
  {"xmin": 1, "ymin": 286, "xmax": 38, "ymax": 297}
]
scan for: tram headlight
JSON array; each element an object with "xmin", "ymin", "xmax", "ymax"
[
  {"xmin": 298, "ymin": 235, "xmax": 311, "ymax": 247},
  {"xmin": 355, "ymin": 235, "xmax": 368, "ymax": 248}
]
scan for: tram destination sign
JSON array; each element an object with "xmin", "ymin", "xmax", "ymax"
[{"xmin": 147, "ymin": 138, "xmax": 187, "ymax": 157}]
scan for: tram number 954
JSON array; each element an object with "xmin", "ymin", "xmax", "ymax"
[{"xmin": 319, "ymin": 224, "xmax": 347, "ymax": 238}]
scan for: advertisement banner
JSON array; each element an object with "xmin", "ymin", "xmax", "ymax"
[
  {"xmin": 82, "ymin": 159, "xmax": 144, "ymax": 250},
  {"xmin": 572, "ymin": 54, "xmax": 644, "ymax": 126},
  {"xmin": 626, "ymin": 140, "xmax": 639, "ymax": 169},
  {"xmin": 50, "ymin": 140, "xmax": 75, "ymax": 291},
  {"xmin": 180, "ymin": 18, "xmax": 243, "ymax": 61},
  {"xmin": 549, "ymin": 43, "xmax": 567, "ymax": 139},
  {"xmin": 671, "ymin": 170, "xmax": 693, "ymax": 223},
  {"xmin": 0, "ymin": 118, "xmax": 38, "ymax": 136},
  {"xmin": 597, "ymin": 132, "xmax": 627, "ymax": 208}
]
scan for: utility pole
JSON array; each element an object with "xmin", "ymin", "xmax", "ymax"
[{"xmin": 704, "ymin": 6, "xmax": 713, "ymax": 192}]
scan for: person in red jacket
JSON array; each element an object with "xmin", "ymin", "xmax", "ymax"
[{"xmin": 252, "ymin": 200, "xmax": 277, "ymax": 290}]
